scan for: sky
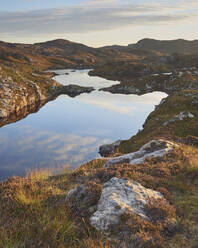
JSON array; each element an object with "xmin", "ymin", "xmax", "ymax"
[{"xmin": 0, "ymin": 0, "xmax": 198, "ymax": 47}]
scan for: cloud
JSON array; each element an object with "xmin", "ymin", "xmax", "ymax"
[{"xmin": 0, "ymin": 0, "xmax": 197, "ymax": 37}]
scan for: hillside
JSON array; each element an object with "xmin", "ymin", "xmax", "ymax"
[
  {"xmin": 102, "ymin": 38, "xmax": 198, "ymax": 55},
  {"xmin": 0, "ymin": 39, "xmax": 142, "ymax": 70},
  {"xmin": 129, "ymin": 38, "xmax": 198, "ymax": 55}
]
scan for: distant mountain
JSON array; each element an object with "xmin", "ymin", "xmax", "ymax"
[{"xmin": 128, "ymin": 38, "xmax": 198, "ymax": 55}]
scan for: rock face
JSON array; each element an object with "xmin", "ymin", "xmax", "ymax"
[
  {"xmin": 0, "ymin": 73, "xmax": 48, "ymax": 120},
  {"xmin": 90, "ymin": 177, "xmax": 166, "ymax": 231},
  {"xmin": 104, "ymin": 139, "xmax": 177, "ymax": 167},
  {"xmin": 99, "ymin": 140, "xmax": 122, "ymax": 157}
]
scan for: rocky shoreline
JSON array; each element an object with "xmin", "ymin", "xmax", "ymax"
[{"xmin": 98, "ymin": 73, "xmax": 198, "ymax": 95}]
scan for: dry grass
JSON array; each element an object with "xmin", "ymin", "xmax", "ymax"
[
  {"xmin": 1, "ymin": 145, "xmax": 198, "ymax": 247},
  {"xmin": 0, "ymin": 163, "xmax": 115, "ymax": 248}
]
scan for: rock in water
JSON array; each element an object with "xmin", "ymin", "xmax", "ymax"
[
  {"xmin": 104, "ymin": 139, "xmax": 177, "ymax": 167},
  {"xmin": 90, "ymin": 177, "xmax": 167, "ymax": 232}
]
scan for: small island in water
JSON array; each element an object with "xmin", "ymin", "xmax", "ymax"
[{"xmin": 1, "ymin": 37, "xmax": 198, "ymax": 247}]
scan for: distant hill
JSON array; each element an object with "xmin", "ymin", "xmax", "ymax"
[
  {"xmin": 101, "ymin": 44, "xmax": 162, "ymax": 57},
  {"xmin": 0, "ymin": 39, "xmax": 142, "ymax": 69},
  {"xmin": 128, "ymin": 38, "xmax": 198, "ymax": 55},
  {"xmin": 33, "ymin": 39, "xmax": 96, "ymax": 56},
  {"xmin": 1, "ymin": 38, "xmax": 198, "ymax": 71}
]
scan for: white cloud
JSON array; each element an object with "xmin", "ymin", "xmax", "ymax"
[{"xmin": 0, "ymin": 0, "xmax": 197, "ymax": 38}]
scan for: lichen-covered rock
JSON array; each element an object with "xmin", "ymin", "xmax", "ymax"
[
  {"xmin": 104, "ymin": 139, "xmax": 177, "ymax": 167},
  {"xmin": 90, "ymin": 177, "xmax": 169, "ymax": 231}
]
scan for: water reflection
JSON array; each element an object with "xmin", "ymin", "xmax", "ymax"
[{"xmin": 0, "ymin": 70, "xmax": 167, "ymax": 180}]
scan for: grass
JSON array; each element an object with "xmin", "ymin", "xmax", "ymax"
[
  {"xmin": 0, "ymin": 164, "xmax": 114, "ymax": 248},
  {"xmin": 0, "ymin": 136, "xmax": 198, "ymax": 248},
  {"xmin": 1, "ymin": 145, "xmax": 198, "ymax": 247}
]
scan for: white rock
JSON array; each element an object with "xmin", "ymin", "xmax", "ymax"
[
  {"xmin": 104, "ymin": 139, "xmax": 176, "ymax": 167},
  {"xmin": 90, "ymin": 177, "xmax": 164, "ymax": 231}
]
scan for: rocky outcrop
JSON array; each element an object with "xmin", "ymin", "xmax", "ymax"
[
  {"xmin": 66, "ymin": 176, "xmax": 175, "ymax": 241},
  {"xmin": 90, "ymin": 177, "xmax": 169, "ymax": 232},
  {"xmin": 0, "ymin": 71, "xmax": 48, "ymax": 120},
  {"xmin": 99, "ymin": 73, "xmax": 198, "ymax": 96},
  {"xmin": 99, "ymin": 140, "xmax": 122, "ymax": 157},
  {"xmin": 0, "ymin": 66, "xmax": 94, "ymax": 127},
  {"xmin": 103, "ymin": 139, "xmax": 177, "ymax": 167}
]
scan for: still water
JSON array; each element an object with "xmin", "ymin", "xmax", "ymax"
[{"xmin": 0, "ymin": 70, "xmax": 167, "ymax": 180}]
